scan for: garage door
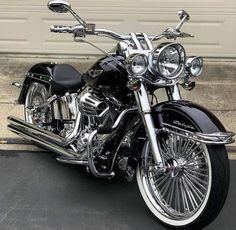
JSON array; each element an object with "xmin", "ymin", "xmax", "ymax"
[{"xmin": 0, "ymin": 0, "xmax": 236, "ymax": 57}]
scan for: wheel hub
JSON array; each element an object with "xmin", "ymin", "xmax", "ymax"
[{"xmin": 166, "ymin": 158, "xmax": 186, "ymax": 178}]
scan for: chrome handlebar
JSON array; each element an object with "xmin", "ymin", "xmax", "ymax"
[
  {"xmin": 50, "ymin": 24, "xmax": 192, "ymax": 42},
  {"xmin": 50, "ymin": 25, "xmax": 74, "ymax": 33},
  {"xmin": 50, "ymin": 25, "xmax": 156, "ymax": 41}
]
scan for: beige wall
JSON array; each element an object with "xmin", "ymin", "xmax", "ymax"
[{"xmin": 0, "ymin": 0, "xmax": 236, "ymax": 57}]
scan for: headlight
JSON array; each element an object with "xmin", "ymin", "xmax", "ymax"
[
  {"xmin": 149, "ymin": 43, "xmax": 186, "ymax": 80},
  {"xmin": 186, "ymin": 56, "xmax": 203, "ymax": 77},
  {"xmin": 126, "ymin": 54, "xmax": 148, "ymax": 76}
]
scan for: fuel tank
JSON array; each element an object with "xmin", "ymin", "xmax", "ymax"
[
  {"xmin": 83, "ymin": 54, "xmax": 133, "ymax": 104},
  {"xmin": 83, "ymin": 55, "xmax": 127, "ymax": 86}
]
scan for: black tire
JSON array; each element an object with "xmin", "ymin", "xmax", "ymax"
[{"xmin": 136, "ymin": 133, "xmax": 230, "ymax": 230}]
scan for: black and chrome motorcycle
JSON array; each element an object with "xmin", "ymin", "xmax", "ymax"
[{"xmin": 8, "ymin": 1, "xmax": 235, "ymax": 229}]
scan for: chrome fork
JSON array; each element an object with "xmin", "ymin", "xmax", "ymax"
[
  {"xmin": 133, "ymin": 82, "xmax": 164, "ymax": 167},
  {"xmin": 166, "ymin": 84, "xmax": 182, "ymax": 101}
]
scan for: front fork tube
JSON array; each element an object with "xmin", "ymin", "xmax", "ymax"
[
  {"xmin": 134, "ymin": 83, "xmax": 164, "ymax": 167},
  {"xmin": 165, "ymin": 84, "xmax": 182, "ymax": 101}
]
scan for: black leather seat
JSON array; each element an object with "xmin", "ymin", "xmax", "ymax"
[{"xmin": 51, "ymin": 64, "xmax": 85, "ymax": 95}]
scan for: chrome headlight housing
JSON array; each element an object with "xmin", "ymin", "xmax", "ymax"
[
  {"xmin": 149, "ymin": 43, "xmax": 186, "ymax": 80},
  {"xmin": 186, "ymin": 56, "xmax": 203, "ymax": 77},
  {"xmin": 126, "ymin": 54, "xmax": 148, "ymax": 76}
]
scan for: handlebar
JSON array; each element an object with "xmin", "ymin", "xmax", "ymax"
[
  {"xmin": 50, "ymin": 25, "xmax": 192, "ymax": 42},
  {"xmin": 50, "ymin": 25, "xmax": 74, "ymax": 33},
  {"xmin": 50, "ymin": 25, "xmax": 155, "ymax": 41}
]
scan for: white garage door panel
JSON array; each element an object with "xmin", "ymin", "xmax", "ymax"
[{"xmin": 0, "ymin": 0, "xmax": 235, "ymax": 57}]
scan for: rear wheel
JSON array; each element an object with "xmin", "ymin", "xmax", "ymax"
[
  {"xmin": 25, "ymin": 82, "xmax": 52, "ymax": 127},
  {"xmin": 136, "ymin": 130, "xmax": 230, "ymax": 229}
]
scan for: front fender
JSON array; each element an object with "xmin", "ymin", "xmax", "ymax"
[{"xmin": 152, "ymin": 100, "xmax": 226, "ymax": 133}]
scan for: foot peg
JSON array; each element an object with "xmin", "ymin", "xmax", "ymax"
[{"xmin": 12, "ymin": 82, "xmax": 22, "ymax": 88}]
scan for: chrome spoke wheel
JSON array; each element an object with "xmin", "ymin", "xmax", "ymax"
[
  {"xmin": 25, "ymin": 83, "xmax": 52, "ymax": 127},
  {"xmin": 137, "ymin": 132, "xmax": 212, "ymax": 226}
]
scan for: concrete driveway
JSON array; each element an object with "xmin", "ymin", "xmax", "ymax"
[{"xmin": 0, "ymin": 150, "xmax": 235, "ymax": 230}]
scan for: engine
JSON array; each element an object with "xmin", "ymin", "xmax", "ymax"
[{"xmin": 76, "ymin": 89, "xmax": 121, "ymax": 153}]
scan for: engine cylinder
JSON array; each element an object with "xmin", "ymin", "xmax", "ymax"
[{"xmin": 78, "ymin": 92, "xmax": 108, "ymax": 116}]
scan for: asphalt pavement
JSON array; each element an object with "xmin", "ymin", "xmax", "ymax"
[{"xmin": 0, "ymin": 150, "xmax": 235, "ymax": 230}]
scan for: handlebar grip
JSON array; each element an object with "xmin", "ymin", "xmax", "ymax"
[{"xmin": 50, "ymin": 25, "xmax": 73, "ymax": 33}]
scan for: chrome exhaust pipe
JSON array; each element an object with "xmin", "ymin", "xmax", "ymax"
[
  {"xmin": 7, "ymin": 116, "xmax": 78, "ymax": 159},
  {"xmin": 8, "ymin": 114, "xmax": 82, "ymax": 147},
  {"xmin": 8, "ymin": 124, "xmax": 78, "ymax": 159},
  {"xmin": 8, "ymin": 116, "xmax": 64, "ymax": 145}
]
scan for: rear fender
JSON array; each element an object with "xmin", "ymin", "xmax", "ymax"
[{"xmin": 17, "ymin": 62, "xmax": 55, "ymax": 104}]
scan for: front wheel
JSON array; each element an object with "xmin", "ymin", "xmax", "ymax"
[{"xmin": 136, "ymin": 131, "xmax": 230, "ymax": 230}]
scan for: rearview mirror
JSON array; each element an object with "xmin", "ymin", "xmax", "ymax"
[
  {"xmin": 48, "ymin": 0, "xmax": 71, "ymax": 13},
  {"xmin": 178, "ymin": 10, "xmax": 190, "ymax": 21}
]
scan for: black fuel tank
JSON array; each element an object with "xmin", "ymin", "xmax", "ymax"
[
  {"xmin": 83, "ymin": 55, "xmax": 134, "ymax": 104},
  {"xmin": 83, "ymin": 55, "xmax": 127, "ymax": 88}
]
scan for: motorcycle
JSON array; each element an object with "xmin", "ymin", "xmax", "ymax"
[{"xmin": 8, "ymin": 1, "xmax": 235, "ymax": 229}]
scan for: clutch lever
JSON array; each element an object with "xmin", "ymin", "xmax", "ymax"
[
  {"xmin": 164, "ymin": 27, "xmax": 194, "ymax": 39},
  {"xmin": 179, "ymin": 32, "xmax": 194, "ymax": 38}
]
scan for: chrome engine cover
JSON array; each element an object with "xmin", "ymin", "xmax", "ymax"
[
  {"xmin": 52, "ymin": 93, "xmax": 79, "ymax": 120},
  {"xmin": 78, "ymin": 92, "xmax": 108, "ymax": 116}
]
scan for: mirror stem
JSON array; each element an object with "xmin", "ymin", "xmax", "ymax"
[
  {"xmin": 176, "ymin": 15, "xmax": 187, "ymax": 31},
  {"xmin": 66, "ymin": 7, "xmax": 87, "ymax": 27}
]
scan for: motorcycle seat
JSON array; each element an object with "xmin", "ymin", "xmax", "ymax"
[{"xmin": 51, "ymin": 64, "xmax": 85, "ymax": 95}]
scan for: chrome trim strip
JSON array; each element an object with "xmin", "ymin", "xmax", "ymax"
[{"xmin": 162, "ymin": 122, "xmax": 235, "ymax": 145}]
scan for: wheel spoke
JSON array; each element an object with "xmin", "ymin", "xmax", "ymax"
[
  {"xmin": 161, "ymin": 148, "xmax": 171, "ymax": 159},
  {"xmin": 187, "ymin": 155, "xmax": 206, "ymax": 165},
  {"xmin": 168, "ymin": 134, "xmax": 176, "ymax": 157},
  {"xmin": 182, "ymin": 177, "xmax": 198, "ymax": 210},
  {"xmin": 180, "ymin": 179, "xmax": 190, "ymax": 213},
  {"xmin": 153, "ymin": 174, "xmax": 170, "ymax": 187},
  {"xmin": 177, "ymin": 136, "xmax": 182, "ymax": 154},
  {"xmin": 185, "ymin": 172, "xmax": 208, "ymax": 189},
  {"xmin": 185, "ymin": 166, "xmax": 208, "ymax": 172},
  {"xmin": 166, "ymin": 178, "xmax": 176, "ymax": 207},
  {"xmin": 186, "ymin": 168, "xmax": 208, "ymax": 178},
  {"xmin": 184, "ymin": 175, "xmax": 205, "ymax": 199},
  {"xmin": 176, "ymin": 180, "xmax": 181, "ymax": 213},
  {"xmin": 183, "ymin": 175, "xmax": 204, "ymax": 202},
  {"xmin": 181, "ymin": 138, "xmax": 193, "ymax": 156},
  {"xmin": 185, "ymin": 149, "xmax": 204, "ymax": 162},
  {"xmin": 159, "ymin": 177, "xmax": 172, "ymax": 198},
  {"xmin": 184, "ymin": 142, "xmax": 201, "ymax": 158},
  {"xmin": 161, "ymin": 139, "xmax": 172, "ymax": 158}
]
